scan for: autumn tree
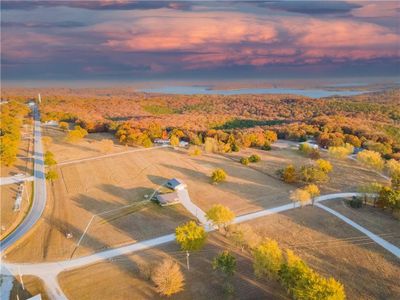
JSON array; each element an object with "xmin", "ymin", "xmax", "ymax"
[
  {"xmin": 357, "ymin": 150, "xmax": 385, "ymax": 171},
  {"xmin": 300, "ymin": 165, "xmax": 328, "ymax": 183},
  {"xmin": 44, "ymin": 151, "xmax": 57, "ymax": 166},
  {"xmin": 59, "ymin": 121, "xmax": 69, "ymax": 131},
  {"xmin": 253, "ymin": 239, "xmax": 283, "ymax": 279},
  {"xmin": 211, "ymin": 168, "xmax": 227, "ymax": 184},
  {"xmin": 206, "ymin": 204, "xmax": 235, "ymax": 232},
  {"xmin": 170, "ymin": 134, "xmax": 179, "ymax": 147},
  {"xmin": 386, "ymin": 159, "xmax": 400, "ymax": 178},
  {"xmin": 279, "ymin": 165, "xmax": 297, "ymax": 183},
  {"xmin": 175, "ymin": 221, "xmax": 207, "ymax": 270},
  {"xmin": 66, "ymin": 125, "xmax": 88, "ymax": 143},
  {"xmin": 358, "ymin": 182, "xmax": 382, "ymax": 205},
  {"xmin": 304, "ymin": 184, "xmax": 320, "ymax": 205},
  {"xmin": 328, "ymin": 143, "xmax": 354, "ymax": 159},
  {"xmin": 152, "ymin": 259, "xmax": 184, "ymax": 297},
  {"xmin": 290, "ymin": 188, "xmax": 311, "ymax": 207},
  {"xmin": 46, "ymin": 169, "xmax": 58, "ymax": 181},
  {"xmin": 316, "ymin": 159, "xmax": 333, "ymax": 174}
]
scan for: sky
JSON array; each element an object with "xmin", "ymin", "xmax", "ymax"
[{"xmin": 1, "ymin": 0, "xmax": 400, "ymax": 83}]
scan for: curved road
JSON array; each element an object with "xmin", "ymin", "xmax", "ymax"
[
  {"xmin": 2, "ymin": 192, "xmax": 399, "ymax": 300},
  {"xmin": 0, "ymin": 104, "xmax": 47, "ymax": 252}
]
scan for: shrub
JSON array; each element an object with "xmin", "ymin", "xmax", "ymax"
[
  {"xmin": 261, "ymin": 142, "xmax": 271, "ymax": 151},
  {"xmin": 249, "ymin": 154, "xmax": 261, "ymax": 163},
  {"xmin": 328, "ymin": 143, "xmax": 354, "ymax": 159},
  {"xmin": 300, "ymin": 166, "xmax": 328, "ymax": 183},
  {"xmin": 240, "ymin": 157, "xmax": 249, "ymax": 165},
  {"xmin": 211, "ymin": 168, "xmax": 227, "ymax": 183},
  {"xmin": 59, "ymin": 121, "xmax": 69, "ymax": 130},
  {"xmin": 349, "ymin": 196, "xmax": 363, "ymax": 208}
]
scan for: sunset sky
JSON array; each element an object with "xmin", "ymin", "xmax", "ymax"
[{"xmin": 2, "ymin": 1, "xmax": 400, "ymax": 82}]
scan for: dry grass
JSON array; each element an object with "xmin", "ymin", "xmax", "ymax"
[
  {"xmin": 324, "ymin": 199, "xmax": 400, "ymax": 247},
  {"xmin": 58, "ymin": 206, "xmax": 400, "ymax": 300},
  {"xmin": 0, "ymin": 182, "xmax": 33, "ymax": 240}
]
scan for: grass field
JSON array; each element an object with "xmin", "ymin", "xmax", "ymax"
[
  {"xmin": 4, "ymin": 129, "xmax": 388, "ymax": 262},
  {"xmin": 58, "ymin": 206, "xmax": 400, "ymax": 300},
  {"xmin": 0, "ymin": 182, "xmax": 32, "ymax": 239},
  {"xmin": 324, "ymin": 199, "xmax": 400, "ymax": 247}
]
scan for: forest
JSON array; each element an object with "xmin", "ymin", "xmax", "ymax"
[{"xmin": 2, "ymin": 87, "xmax": 399, "ymax": 160}]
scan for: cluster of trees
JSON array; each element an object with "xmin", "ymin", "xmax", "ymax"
[
  {"xmin": 171, "ymin": 203, "xmax": 345, "ymax": 298},
  {"xmin": 327, "ymin": 143, "xmax": 354, "ymax": 159},
  {"xmin": 253, "ymin": 240, "xmax": 345, "ymax": 299},
  {"xmin": 44, "ymin": 151, "xmax": 58, "ymax": 181},
  {"xmin": 278, "ymin": 159, "xmax": 333, "ymax": 184},
  {"xmin": 290, "ymin": 184, "xmax": 320, "ymax": 207},
  {"xmin": 0, "ymin": 101, "xmax": 29, "ymax": 166}
]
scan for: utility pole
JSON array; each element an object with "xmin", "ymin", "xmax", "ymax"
[{"xmin": 186, "ymin": 251, "xmax": 190, "ymax": 270}]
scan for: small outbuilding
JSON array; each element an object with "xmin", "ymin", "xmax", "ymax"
[
  {"xmin": 154, "ymin": 138, "xmax": 170, "ymax": 145},
  {"xmin": 166, "ymin": 178, "xmax": 187, "ymax": 191},
  {"xmin": 156, "ymin": 192, "xmax": 180, "ymax": 206}
]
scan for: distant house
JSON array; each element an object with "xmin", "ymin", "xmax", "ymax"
[
  {"xmin": 156, "ymin": 192, "xmax": 180, "ymax": 206},
  {"xmin": 299, "ymin": 141, "xmax": 319, "ymax": 150},
  {"xmin": 166, "ymin": 178, "xmax": 187, "ymax": 191},
  {"xmin": 44, "ymin": 120, "xmax": 59, "ymax": 126},
  {"xmin": 154, "ymin": 138, "xmax": 170, "ymax": 145},
  {"xmin": 28, "ymin": 101, "xmax": 35, "ymax": 107},
  {"xmin": 179, "ymin": 141, "xmax": 189, "ymax": 148}
]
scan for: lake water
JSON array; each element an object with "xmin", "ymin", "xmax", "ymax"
[{"xmin": 140, "ymin": 86, "xmax": 369, "ymax": 98}]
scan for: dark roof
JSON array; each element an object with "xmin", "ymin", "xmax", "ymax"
[{"xmin": 166, "ymin": 178, "xmax": 185, "ymax": 188}]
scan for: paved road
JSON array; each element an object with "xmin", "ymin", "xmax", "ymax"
[
  {"xmin": 0, "ymin": 105, "xmax": 47, "ymax": 252},
  {"xmin": 0, "ymin": 175, "xmax": 34, "ymax": 186},
  {"xmin": 5, "ymin": 191, "xmax": 399, "ymax": 300}
]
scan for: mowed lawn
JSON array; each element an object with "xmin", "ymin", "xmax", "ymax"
[{"xmin": 58, "ymin": 206, "xmax": 400, "ymax": 300}]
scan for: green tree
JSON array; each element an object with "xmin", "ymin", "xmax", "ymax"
[
  {"xmin": 253, "ymin": 239, "xmax": 283, "ymax": 279},
  {"xmin": 205, "ymin": 204, "xmax": 235, "ymax": 232},
  {"xmin": 170, "ymin": 134, "xmax": 179, "ymax": 147},
  {"xmin": 211, "ymin": 168, "xmax": 227, "ymax": 184},
  {"xmin": 152, "ymin": 259, "xmax": 184, "ymax": 297},
  {"xmin": 175, "ymin": 221, "xmax": 207, "ymax": 270},
  {"xmin": 212, "ymin": 250, "xmax": 236, "ymax": 277}
]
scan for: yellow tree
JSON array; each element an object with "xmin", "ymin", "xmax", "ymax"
[
  {"xmin": 304, "ymin": 184, "xmax": 320, "ymax": 205},
  {"xmin": 152, "ymin": 259, "xmax": 184, "ymax": 297},
  {"xmin": 253, "ymin": 239, "xmax": 283, "ymax": 279},
  {"xmin": 290, "ymin": 188, "xmax": 311, "ymax": 208},
  {"xmin": 206, "ymin": 204, "xmax": 235, "ymax": 232}
]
